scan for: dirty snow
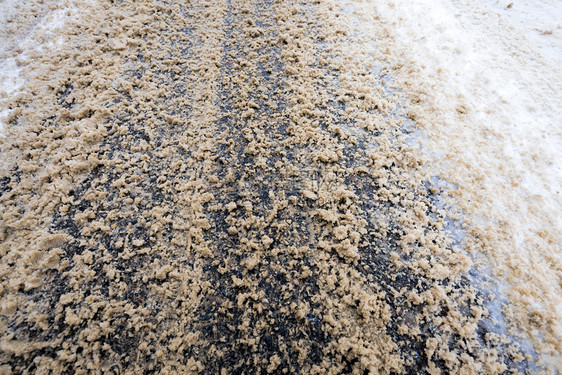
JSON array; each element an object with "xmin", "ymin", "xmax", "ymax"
[
  {"xmin": 342, "ymin": 0, "xmax": 561, "ymax": 366},
  {"xmin": 0, "ymin": 0, "xmax": 93, "ymax": 131}
]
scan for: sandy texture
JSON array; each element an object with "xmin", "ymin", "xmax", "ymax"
[
  {"xmin": 331, "ymin": 0, "xmax": 562, "ymax": 371},
  {"xmin": 0, "ymin": 0, "xmax": 554, "ymax": 373}
]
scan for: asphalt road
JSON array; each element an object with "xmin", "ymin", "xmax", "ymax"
[{"xmin": 0, "ymin": 0, "xmax": 538, "ymax": 373}]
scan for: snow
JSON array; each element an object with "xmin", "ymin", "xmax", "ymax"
[
  {"xmin": 340, "ymin": 0, "xmax": 561, "ymax": 366},
  {"xmin": 0, "ymin": 0, "xmax": 94, "ymax": 132}
]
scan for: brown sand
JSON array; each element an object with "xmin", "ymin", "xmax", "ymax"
[{"xmin": 0, "ymin": 0, "xmax": 552, "ymax": 373}]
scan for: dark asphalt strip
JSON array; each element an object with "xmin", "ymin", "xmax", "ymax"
[{"xmin": 195, "ymin": 1, "xmax": 330, "ymax": 372}]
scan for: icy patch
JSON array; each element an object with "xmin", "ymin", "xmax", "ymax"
[
  {"xmin": 369, "ymin": 0, "xmax": 562, "ymax": 306},
  {"xmin": 0, "ymin": 0, "xmax": 23, "ymax": 27}
]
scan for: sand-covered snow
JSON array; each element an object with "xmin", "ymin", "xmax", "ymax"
[
  {"xmin": 0, "ymin": 0, "xmax": 97, "ymax": 131},
  {"xmin": 338, "ymin": 0, "xmax": 562, "ymax": 369}
]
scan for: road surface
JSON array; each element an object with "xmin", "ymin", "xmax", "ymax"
[{"xmin": 0, "ymin": 0, "xmax": 560, "ymax": 373}]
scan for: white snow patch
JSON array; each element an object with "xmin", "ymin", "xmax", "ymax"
[
  {"xmin": 339, "ymin": 0, "xmax": 562, "ymax": 366},
  {"xmin": 0, "ymin": 0, "xmax": 96, "ymax": 132}
]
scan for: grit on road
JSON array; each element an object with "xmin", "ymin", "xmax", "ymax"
[{"xmin": 0, "ymin": 0, "xmax": 560, "ymax": 374}]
